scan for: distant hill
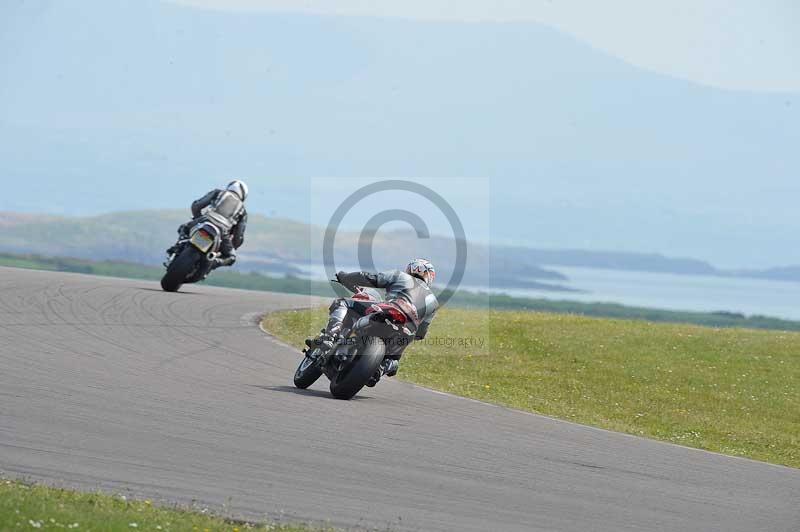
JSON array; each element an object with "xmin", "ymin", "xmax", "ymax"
[
  {"xmin": 1, "ymin": 210, "xmax": 766, "ymax": 293},
  {"xmin": 0, "ymin": 210, "xmax": 311, "ymax": 274},
  {"xmin": 0, "ymin": 210, "xmax": 569, "ymax": 291}
]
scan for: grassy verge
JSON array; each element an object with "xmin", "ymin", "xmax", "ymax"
[
  {"xmin": 264, "ymin": 307, "xmax": 800, "ymax": 468},
  {"xmin": 0, "ymin": 479, "xmax": 317, "ymax": 531}
]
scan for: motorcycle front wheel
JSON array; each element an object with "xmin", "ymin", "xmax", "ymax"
[
  {"xmin": 160, "ymin": 246, "xmax": 200, "ymax": 292},
  {"xmin": 293, "ymin": 350, "xmax": 323, "ymax": 389}
]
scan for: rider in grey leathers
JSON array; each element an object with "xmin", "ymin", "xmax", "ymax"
[
  {"xmin": 168, "ymin": 180, "xmax": 249, "ymax": 269},
  {"xmin": 307, "ymin": 259, "xmax": 438, "ymax": 386}
]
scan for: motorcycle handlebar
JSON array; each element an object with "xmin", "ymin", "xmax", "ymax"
[{"xmin": 331, "ymin": 279, "xmax": 360, "ymax": 293}]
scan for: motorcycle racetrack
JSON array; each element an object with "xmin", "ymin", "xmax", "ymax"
[{"xmin": 1, "ymin": 267, "xmax": 798, "ymax": 531}]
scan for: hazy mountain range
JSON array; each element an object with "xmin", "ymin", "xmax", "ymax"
[
  {"xmin": 0, "ymin": 0, "xmax": 798, "ymax": 269},
  {"xmin": 1, "ymin": 211, "xmax": 797, "ymax": 292}
]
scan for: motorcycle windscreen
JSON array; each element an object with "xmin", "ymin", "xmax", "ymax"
[{"xmin": 190, "ymin": 229, "xmax": 215, "ymax": 252}]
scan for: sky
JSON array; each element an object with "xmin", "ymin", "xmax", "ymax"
[{"xmin": 171, "ymin": 0, "xmax": 800, "ymax": 92}]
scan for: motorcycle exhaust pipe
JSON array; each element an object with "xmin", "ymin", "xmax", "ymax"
[{"xmin": 207, "ymin": 251, "xmax": 220, "ymax": 261}]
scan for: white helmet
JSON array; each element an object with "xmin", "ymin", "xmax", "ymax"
[
  {"xmin": 226, "ymin": 180, "xmax": 249, "ymax": 201},
  {"xmin": 406, "ymin": 258, "xmax": 436, "ymax": 287}
]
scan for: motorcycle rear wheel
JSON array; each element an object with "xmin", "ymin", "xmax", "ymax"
[
  {"xmin": 329, "ymin": 336, "xmax": 385, "ymax": 400},
  {"xmin": 161, "ymin": 247, "xmax": 200, "ymax": 292}
]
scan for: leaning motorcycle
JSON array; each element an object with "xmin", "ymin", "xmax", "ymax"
[
  {"xmin": 160, "ymin": 220, "xmax": 223, "ymax": 292},
  {"xmin": 294, "ymin": 284, "xmax": 414, "ymax": 399}
]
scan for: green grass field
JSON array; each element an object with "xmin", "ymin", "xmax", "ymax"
[
  {"xmin": 0, "ymin": 479, "xmax": 318, "ymax": 532},
  {"xmin": 264, "ymin": 307, "xmax": 800, "ymax": 468}
]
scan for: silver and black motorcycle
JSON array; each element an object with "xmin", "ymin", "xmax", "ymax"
[
  {"xmin": 160, "ymin": 220, "xmax": 224, "ymax": 292},
  {"xmin": 294, "ymin": 283, "xmax": 414, "ymax": 399}
]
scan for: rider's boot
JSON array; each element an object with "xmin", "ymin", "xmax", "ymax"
[
  {"xmin": 195, "ymin": 255, "xmax": 236, "ymax": 281},
  {"xmin": 305, "ymin": 329, "xmax": 336, "ymax": 351},
  {"xmin": 304, "ymin": 318, "xmax": 343, "ymax": 353},
  {"xmin": 210, "ymin": 255, "xmax": 236, "ymax": 270},
  {"xmin": 365, "ymin": 358, "xmax": 399, "ymax": 387}
]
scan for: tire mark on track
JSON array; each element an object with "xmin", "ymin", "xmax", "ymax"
[
  {"xmin": 53, "ymin": 282, "xmax": 140, "ymax": 356},
  {"xmin": 151, "ymin": 292, "xmax": 287, "ymax": 374}
]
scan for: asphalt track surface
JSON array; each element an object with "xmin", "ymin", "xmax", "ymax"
[{"xmin": 1, "ymin": 267, "xmax": 798, "ymax": 531}]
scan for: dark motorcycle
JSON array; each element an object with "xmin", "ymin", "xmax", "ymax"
[
  {"xmin": 294, "ymin": 283, "xmax": 414, "ymax": 399},
  {"xmin": 160, "ymin": 220, "xmax": 223, "ymax": 292}
]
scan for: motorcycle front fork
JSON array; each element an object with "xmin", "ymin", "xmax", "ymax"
[{"xmin": 308, "ymin": 336, "xmax": 355, "ymax": 377}]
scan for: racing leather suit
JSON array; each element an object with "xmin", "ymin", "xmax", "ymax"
[
  {"xmin": 328, "ymin": 269, "xmax": 439, "ymax": 360},
  {"xmin": 178, "ymin": 189, "xmax": 248, "ymax": 266}
]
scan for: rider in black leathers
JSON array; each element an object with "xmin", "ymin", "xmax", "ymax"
[
  {"xmin": 168, "ymin": 180, "xmax": 249, "ymax": 269},
  {"xmin": 306, "ymin": 259, "xmax": 438, "ymax": 386}
]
